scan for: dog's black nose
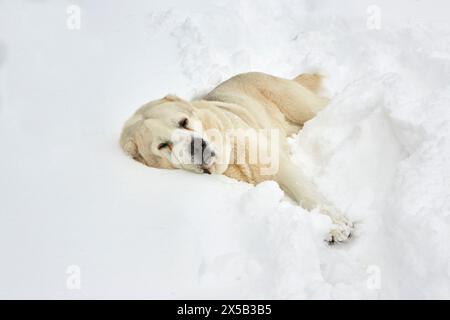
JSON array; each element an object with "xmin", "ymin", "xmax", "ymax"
[
  {"xmin": 190, "ymin": 137, "xmax": 207, "ymax": 155},
  {"xmin": 201, "ymin": 139, "xmax": 207, "ymax": 150},
  {"xmin": 190, "ymin": 137, "xmax": 215, "ymax": 165}
]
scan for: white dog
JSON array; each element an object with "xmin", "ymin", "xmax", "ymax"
[{"xmin": 120, "ymin": 72, "xmax": 353, "ymax": 243}]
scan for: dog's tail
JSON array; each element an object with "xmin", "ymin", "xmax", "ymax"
[{"xmin": 293, "ymin": 73, "xmax": 324, "ymax": 94}]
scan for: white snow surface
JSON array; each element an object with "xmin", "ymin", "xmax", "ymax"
[{"xmin": 1, "ymin": 0, "xmax": 450, "ymax": 299}]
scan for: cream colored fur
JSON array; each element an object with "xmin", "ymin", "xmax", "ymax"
[{"xmin": 120, "ymin": 72, "xmax": 353, "ymax": 243}]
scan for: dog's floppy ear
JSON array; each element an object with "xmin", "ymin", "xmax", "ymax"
[
  {"xmin": 120, "ymin": 114, "xmax": 145, "ymax": 162},
  {"xmin": 163, "ymin": 94, "xmax": 182, "ymax": 102},
  {"xmin": 122, "ymin": 138, "xmax": 138, "ymax": 157},
  {"xmin": 163, "ymin": 94, "xmax": 196, "ymax": 114}
]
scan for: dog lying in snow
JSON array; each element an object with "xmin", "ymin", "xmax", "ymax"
[{"xmin": 120, "ymin": 72, "xmax": 353, "ymax": 243}]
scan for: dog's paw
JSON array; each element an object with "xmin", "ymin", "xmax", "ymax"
[
  {"xmin": 325, "ymin": 215, "xmax": 354, "ymax": 245},
  {"xmin": 315, "ymin": 205, "xmax": 355, "ymax": 244}
]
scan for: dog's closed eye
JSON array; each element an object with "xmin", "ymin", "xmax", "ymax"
[
  {"xmin": 179, "ymin": 118, "xmax": 189, "ymax": 129},
  {"xmin": 158, "ymin": 142, "xmax": 171, "ymax": 150}
]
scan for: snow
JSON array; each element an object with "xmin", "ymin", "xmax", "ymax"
[{"xmin": 1, "ymin": 0, "xmax": 449, "ymax": 299}]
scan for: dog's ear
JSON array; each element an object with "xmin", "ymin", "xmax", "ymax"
[
  {"xmin": 123, "ymin": 139, "xmax": 139, "ymax": 159},
  {"xmin": 163, "ymin": 94, "xmax": 196, "ymax": 114},
  {"xmin": 163, "ymin": 94, "xmax": 182, "ymax": 102},
  {"xmin": 120, "ymin": 114, "xmax": 145, "ymax": 162},
  {"xmin": 121, "ymin": 133, "xmax": 148, "ymax": 165}
]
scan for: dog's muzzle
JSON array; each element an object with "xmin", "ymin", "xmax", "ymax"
[{"xmin": 190, "ymin": 137, "xmax": 215, "ymax": 172}]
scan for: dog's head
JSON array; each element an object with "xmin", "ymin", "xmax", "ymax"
[{"xmin": 120, "ymin": 95, "xmax": 229, "ymax": 175}]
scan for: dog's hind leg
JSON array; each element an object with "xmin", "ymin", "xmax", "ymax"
[
  {"xmin": 293, "ymin": 73, "xmax": 324, "ymax": 94},
  {"xmin": 257, "ymin": 74, "xmax": 329, "ymax": 126}
]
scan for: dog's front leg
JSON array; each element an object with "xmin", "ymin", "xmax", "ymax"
[{"xmin": 276, "ymin": 155, "xmax": 354, "ymax": 244}]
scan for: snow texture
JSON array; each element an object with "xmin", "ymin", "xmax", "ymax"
[{"xmin": 0, "ymin": 0, "xmax": 449, "ymax": 299}]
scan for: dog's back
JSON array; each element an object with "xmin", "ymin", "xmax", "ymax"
[{"xmin": 205, "ymin": 72, "xmax": 328, "ymax": 130}]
